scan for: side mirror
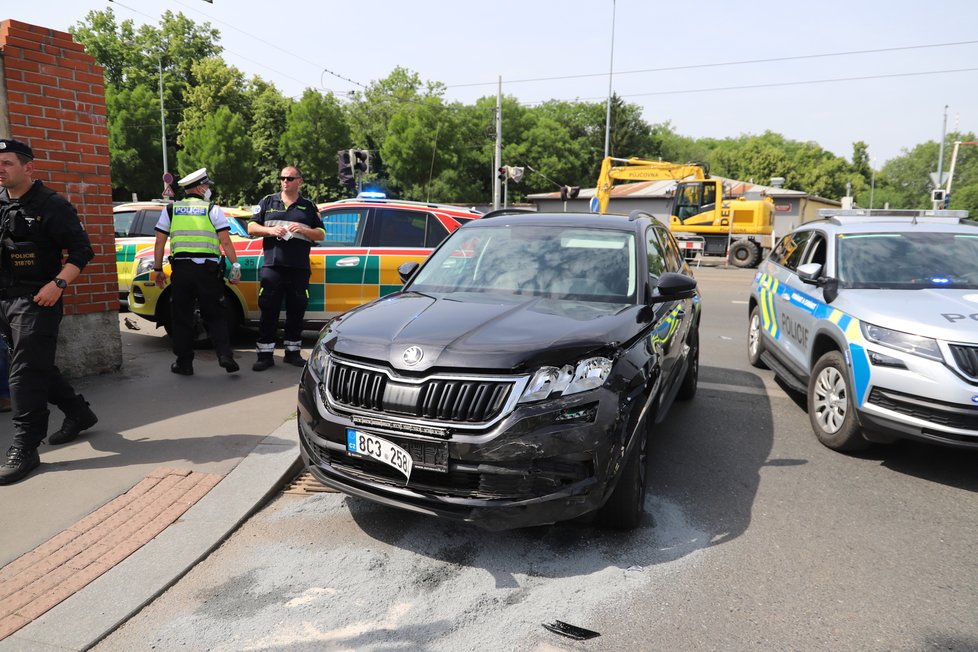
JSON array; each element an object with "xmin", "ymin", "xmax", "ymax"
[
  {"xmin": 398, "ymin": 261, "xmax": 420, "ymax": 284},
  {"xmin": 796, "ymin": 262, "xmax": 822, "ymax": 284},
  {"xmin": 649, "ymin": 272, "xmax": 697, "ymax": 303}
]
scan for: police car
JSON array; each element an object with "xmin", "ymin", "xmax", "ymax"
[{"xmin": 747, "ymin": 209, "xmax": 978, "ymax": 451}]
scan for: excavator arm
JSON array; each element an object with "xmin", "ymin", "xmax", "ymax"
[{"xmin": 596, "ymin": 156, "xmax": 708, "ymax": 214}]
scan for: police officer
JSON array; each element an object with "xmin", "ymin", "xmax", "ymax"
[
  {"xmin": 247, "ymin": 166, "xmax": 324, "ymax": 371},
  {"xmin": 0, "ymin": 138, "xmax": 97, "ymax": 484},
  {"xmin": 152, "ymin": 168, "xmax": 241, "ymax": 375}
]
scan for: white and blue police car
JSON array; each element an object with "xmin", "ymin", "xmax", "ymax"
[{"xmin": 747, "ymin": 208, "xmax": 978, "ymax": 452}]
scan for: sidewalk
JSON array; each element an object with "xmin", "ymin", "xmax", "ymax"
[{"xmin": 0, "ymin": 315, "xmax": 305, "ymax": 650}]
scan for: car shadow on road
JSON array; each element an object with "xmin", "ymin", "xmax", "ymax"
[{"xmin": 330, "ymin": 365, "xmax": 772, "ymax": 590}]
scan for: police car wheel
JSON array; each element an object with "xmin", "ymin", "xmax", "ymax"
[
  {"xmin": 747, "ymin": 306, "xmax": 767, "ymax": 369},
  {"xmin": 807, "ymin": 351, "xmax": 869, "ymax": 451}
]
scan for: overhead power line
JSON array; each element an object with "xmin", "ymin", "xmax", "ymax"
[
  {"xmin": 528, "ymin": 66, "xmax": 978, "ymax": 105},
  {"xmin": 446, "ymin": 39, "xmax": 978, "ymax": 88}
]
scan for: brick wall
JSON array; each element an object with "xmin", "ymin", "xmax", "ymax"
[{"xmin": 1, "ymin": 19, "xmax": 121, "ymax": 374}]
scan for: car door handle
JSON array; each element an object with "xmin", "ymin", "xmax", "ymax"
[{"xmin": 335, "ymin": 257, "xmax": 361, "ymax": 267}]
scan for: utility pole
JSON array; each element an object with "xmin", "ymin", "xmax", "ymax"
[
  {"xmin": 936, "ymin": 104, "xmax": 948, "ymax": 191},
  {"xmin": 493, "ymin": 77, "xmax": 502, "ymax": 210},
  {"xmin": 603, "ymin": 0, "xmax": 617, "ymax": 158}
]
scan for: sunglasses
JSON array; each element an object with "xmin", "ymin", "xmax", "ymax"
[{"xmin": 279, "ymin": 176, "xmax": 299, "ymax": 182}]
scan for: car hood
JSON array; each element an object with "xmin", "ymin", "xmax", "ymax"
[
  {"xmin": 326, "ymin": 291, "xmax": 645, "ymax": 372},
  {"xmin": 836, "ymin": 288, "xmax": 978, "ymax": 343}
]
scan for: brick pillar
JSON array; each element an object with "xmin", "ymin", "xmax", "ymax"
[{"xmin": 0, "ymin": 19, "xmax": 121, "ymax": 376}]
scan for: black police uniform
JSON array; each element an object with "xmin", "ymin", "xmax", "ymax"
[
  {"xmin": 250, "ymin": 192, "xmax": 323, "ymax": 363},
  {"xmin": 0, "ymin": 180, "xmax": 95, "ymax": 464}
]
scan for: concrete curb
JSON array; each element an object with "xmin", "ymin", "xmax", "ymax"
[{"xmin": 0, "ymin": 420, "xmax": 302, "ymax": 651}]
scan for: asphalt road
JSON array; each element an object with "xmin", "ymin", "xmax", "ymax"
[{"xmin": 95, "ymin": 263, "xmax": 978, "ymax": 652}]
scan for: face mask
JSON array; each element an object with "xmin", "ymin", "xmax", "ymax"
[{"xmin": 202, "ymin": 188, "xmax": 212, "ymax": 202}]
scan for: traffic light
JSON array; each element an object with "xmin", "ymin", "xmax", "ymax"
[
  {"xmin": 498, "ymin": 166, "xmax": 508, "ymax": 181},
  {"xmin": 337, "ymin": 149, "xmax": 355, "ymax": 188},
  {"xmin": 353, "ymin": 149, "xmax": 369, "ymax": 173},
  {"xmin": 560, "ymin": 185, "xmax": 580, "ymax": 201}
]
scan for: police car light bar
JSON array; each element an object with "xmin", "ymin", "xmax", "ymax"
[
  {"xmin": 358, "ymin": 191, "xmax": 386, "ymax": 200},
  {"xmin": 817, "ymin": 208, "xmax": 970, "ymax": 219}
]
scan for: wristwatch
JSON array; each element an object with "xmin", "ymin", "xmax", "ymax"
[{"xmin": 53, "ymin": 277, "xmax": 68, "ymax": 290}]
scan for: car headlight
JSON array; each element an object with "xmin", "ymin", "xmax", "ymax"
[
  {"xmin": 860, "ymin": 322, "xmax": 943, "ymax": 362},
  {"xmin": 135, "ymin": 258, "xmax": 156, "ymax": 276},
  {"xmin": 518, "ymin": 357, "xmax": 612, "ymax": 404},
  {"xmin": 308, "ymin": 340, "xmax": 330, "ymax": 380}
]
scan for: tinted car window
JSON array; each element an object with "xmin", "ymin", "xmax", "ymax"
[
  {"xmin": 114, "ymin": 210, "xmax": 137, "ymax": 237},
  {"xmin": 374, "ymin": 208, "xmax": 428, "ymax": 247},
  {"xmin": 658, "ymin": 227, "xmax": 685, "ymax": 272},
  {"xmin": 425, "ymin": 216, "xmax": 450, "ymax": 247},
  {"xmin": 319, "ymin": 208, "xmax": 366, "ymax": 246},
  {"xmin": 645, "ymin": 226, "xmax": 669, "ymax": 284}
]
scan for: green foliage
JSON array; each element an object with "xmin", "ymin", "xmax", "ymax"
[
  {"xmin": 72, "ymin": 11, "xmax": 978, "ymax": 214},
  {"xmin": 178, "ymin": 106, "xmax": 254, "ymax": 204},
  {"xmin": 280, "ymin": 90, "xmax": 351, "ymax": 202},
  {"xmin": 105, "ymin": 84, "xmax": 165, "ymax": 200},
  {"xmin": 249, "ymin": 81, "xmax": 290, "ymax": 197}
]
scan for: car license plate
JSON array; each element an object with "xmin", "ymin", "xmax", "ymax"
[{"xmin": 346, "ymin": 429, "xmax": 413, "ymax": 480}]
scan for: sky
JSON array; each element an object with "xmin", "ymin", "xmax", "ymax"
[{"xmin": 6, "ymin": 0, "xmax": 978, "ymax": 168}]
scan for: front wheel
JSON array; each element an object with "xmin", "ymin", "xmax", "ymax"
[
  {"xmin": 747, "ymin": 305, "xmax": 767, "ymax": 368},
  {"xmin": 807, "ymin": 351, "xmax": 869, "ymax": 451},
  {"xmin": 597, "ymin": 413, "xmax": 649, "ymax": 530}
]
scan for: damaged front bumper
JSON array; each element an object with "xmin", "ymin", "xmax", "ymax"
[{"xmin": 296, "ymin": 369, "xmax": 631, "ymax": 530}]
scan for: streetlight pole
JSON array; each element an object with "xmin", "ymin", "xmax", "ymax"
[
  {"xmin": 603, "ymin": 0, "xmax": 616, "ymax": 159},
  {"xmin": 157, "ymin": 55, "xmax": 168, "ymax": 177},
  {"xmin": 869, "ymin": 161, "xmax": 876, "ymax": 210}
]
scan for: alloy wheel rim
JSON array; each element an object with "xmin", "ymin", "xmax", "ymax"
[{"xmin": 813, "ymin": 366, "xmax": 847, "ymax": 434}]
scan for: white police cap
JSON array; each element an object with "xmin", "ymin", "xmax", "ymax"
[{"xmin": 177, "ymin": 168, "xmax": 210, "ymax": 188}]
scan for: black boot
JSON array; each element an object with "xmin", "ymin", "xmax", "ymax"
[
  {"xmin": 219, "ymin": 355, "xmax": 240, "ymax": 373},
  {"xmin": 283, "ymin": 350, "xmax": 305, "ymax": 367},
  {"xmin": 0, "ymin": 446, "xmax": 40, "ymax": 485},
  {"xmin": 252, "ymin": 353, "xmax": 274, "ymax": 372},
  {"xmin": 49, "ymin": 395, "xmax": 98, "ymax": 445}
]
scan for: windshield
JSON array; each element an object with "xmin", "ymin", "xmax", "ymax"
[
  {"xmin": 409, "ymin": 224, "xmax": 637, "ymax": 303},
  {"xmin": 836, "ymin": 231, "xmax": 978, "ymax": 289}
]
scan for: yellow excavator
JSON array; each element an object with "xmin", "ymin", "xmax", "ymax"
[{"xmin": 596, "ymin": 157, "xmax": 776, "ymax": 268}]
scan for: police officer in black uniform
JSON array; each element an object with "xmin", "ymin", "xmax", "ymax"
[
  {"xmin": 0, "ymin": 138, "xmax": 97, "ymax": 484},
  {"xmin": 247, "ymin": 166, "xmax": 324, "ymax": 371}
]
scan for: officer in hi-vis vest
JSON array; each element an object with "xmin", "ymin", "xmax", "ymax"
[
  {"xmin": 0, "ymin": 138, "xmax": 98, "ymax": 484},
  {"xmin": 152, "ymin": 168, "xmax": 241, "ymax": 376}
]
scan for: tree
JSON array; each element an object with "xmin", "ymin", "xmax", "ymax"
[
  {"xmin": 178, "ymin": 58, "xmax": 249, "ymax": 146},
  {"xmin": 280, "ymin": 90, "xmax": 351, "ymax": 201},
  {"xmin": 249, "ymin": 80, "xmax": 291, "ymax": 197},
  {"xmin": 106, "ymin": 84, "xmax": 164, "ymax": 200},
  {"xmin": 178, "ymin": 106, "xmax": 254, "ymax": 204}
]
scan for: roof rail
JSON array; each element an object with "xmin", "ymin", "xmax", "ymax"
[
  {"xmin": 480, "ymin": 207, "xmax": 538, "ymax": 219},
  {"xmin": 627, "ymin": 209, "xmax": 655, "ymax": 222},
  {"xmin": 816, "ymin": 208, "xmax": 969, "ymax": 219}
]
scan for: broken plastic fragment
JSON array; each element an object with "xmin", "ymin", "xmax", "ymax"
[{"xmin": 542, "ymin": 620, "xmax": 600, "ymax": 640}]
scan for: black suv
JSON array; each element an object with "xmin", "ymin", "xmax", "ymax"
[{"xmin": 297, "ymin": 211, "xmax": 701, "ymax": 530}]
